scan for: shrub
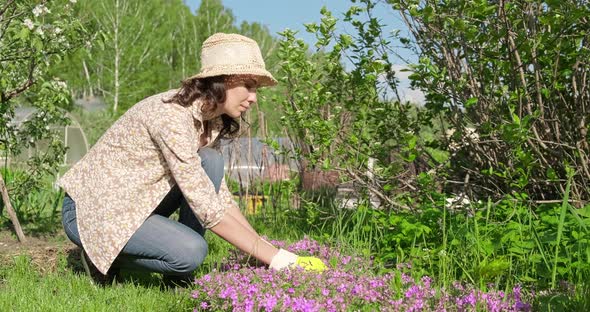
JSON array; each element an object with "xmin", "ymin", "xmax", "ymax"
[{"xmin": 391, "ymin": 0, "xmax": 590, "ymax": 202}]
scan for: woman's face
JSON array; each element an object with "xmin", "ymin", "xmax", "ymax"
[{"xmin": 217, "ymin": 76, "xmax": 258, "ymax": 118}]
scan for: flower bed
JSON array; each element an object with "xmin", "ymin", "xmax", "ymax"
[{"xmin": 191, "ymin": 238, "xmax": 532, "ymax": 311}]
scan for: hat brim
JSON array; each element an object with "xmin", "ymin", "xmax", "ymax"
[{"xmin": 189, "ymin": 67, "xmax": 277, "ymax": 87}]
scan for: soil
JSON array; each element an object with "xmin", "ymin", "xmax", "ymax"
[{"xmin": 0, "ymin": 229, "xmax": 80, "ymax": 274}]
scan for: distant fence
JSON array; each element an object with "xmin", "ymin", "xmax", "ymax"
[{"xmin": 220, "ymin": 137, "xmax": 298, "ymax": 188}]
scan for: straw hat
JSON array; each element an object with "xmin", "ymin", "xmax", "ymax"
[{"xmin": 189, "ymin": 33, "xmax": 277, "ymax": 87}]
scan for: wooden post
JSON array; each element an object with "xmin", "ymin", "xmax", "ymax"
[{"xmin": 0, "ymin": 173, "xmax": 27, "ymax": 243}]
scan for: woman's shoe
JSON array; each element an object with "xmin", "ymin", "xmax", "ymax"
[{"xmin": 80, "ymin": 249, "xmax": 118, "ymax": 285}]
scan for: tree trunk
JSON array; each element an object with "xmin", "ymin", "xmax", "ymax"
[
  {"xmin": 82, "ymin": 59, "xmax": 93, "ymax": 97},
  {"xmin": 0, "ymin": 173, "xmax": 27, "ymax": 243}
]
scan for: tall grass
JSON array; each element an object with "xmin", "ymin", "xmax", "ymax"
[
  {"xmin": 552, "ymin": 174, "xmax": 572, "ymax": 288},
  {"xmin": 244, "ymin": 180, "xmax": 590, "ymax": 310}
]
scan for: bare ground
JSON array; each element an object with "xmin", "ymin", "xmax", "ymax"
[{"xmin": 0, "ymin": 229, "xmax": 80, "ymax": 273}]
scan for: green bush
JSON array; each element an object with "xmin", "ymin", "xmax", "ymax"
[
  {"xmin": 391, "ymin": 0, "xmax": 590, "ymax": 202},
  {"xmin": 0, "ymin": 167, "xmax": 64, "ymax": 234},
  {"xmin": 278, "ymin": 1, "xmax": 440, "ymax": 210}
]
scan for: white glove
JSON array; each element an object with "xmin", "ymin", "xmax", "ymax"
[{"xmin": 269, "ymin": 248, "xmax": 298, "ymax": 270}]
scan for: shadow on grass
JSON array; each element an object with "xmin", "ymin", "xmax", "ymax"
[
  {"xmin": 533, "ymin": 287, "xmax": 590, "ymax": 312},
  {"xmin": 64, "ymin": 247, "xmax": 166, "ymax": 289}
]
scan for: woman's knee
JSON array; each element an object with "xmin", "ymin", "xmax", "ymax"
[{"xmin": 169, "ymin": 237, "xmax": 208, "ymax": 274}]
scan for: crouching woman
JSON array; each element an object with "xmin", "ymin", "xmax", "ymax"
[{"xmin": 58, "ymin": 33, "xmax": 326, "ymax": 285}]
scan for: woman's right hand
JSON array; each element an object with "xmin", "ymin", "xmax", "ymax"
[
  {"xmin": 210, "ymin": 212, "xmax": 327, "ymax": 272},
  {"xmin": 269, "ymin": 249, "xmax": 327, "ymax": 273}
]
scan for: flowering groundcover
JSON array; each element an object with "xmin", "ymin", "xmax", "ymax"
[{"xmin": 190, "ymin": 238, "xmax": 532, "ymax": 311}]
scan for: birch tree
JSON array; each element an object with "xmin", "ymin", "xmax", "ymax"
[
  {"xmin": 57, "ymin": 0, "xmax": 203, "ymax": 112},
  {"xmin": 194, "ymin": 0, "xmax": 238, "ymax": 42},
  {"xmin": 94, "ymin": 0, "xmax": 159, "ymax": 112}
]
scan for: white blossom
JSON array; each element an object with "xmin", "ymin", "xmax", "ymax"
[
  {"xmin": 32, "ymin": 5, "xmax": 50, "ymax": 17},
  {"xmin": 55, "ymin": 81, "xmax": 68, "ymax": 89},
  {"xmin": 53, "ymin": 27, "xmax": 63, "ymax": 34},
  {"xmin": 69, "ymin": 0, "xmax": 77, "ymax": 3},
  {"xmin": 35, "ymin": 27, "xmax": 44, "ymax": 36},
  {"xmin": 23, "ymin": 18, "xmax": 34, "ymax": 30},
  {"xmin": 444, "ymin": 193, "xmax": 471, "ymax": 209}
]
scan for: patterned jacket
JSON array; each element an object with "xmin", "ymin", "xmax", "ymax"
[{"xmin": 58, "ymin": 89, "xmax": 235, "ymax": 274}]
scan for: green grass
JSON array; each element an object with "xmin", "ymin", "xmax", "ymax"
[
  {"xmin": 0, "ymin": 212, "xmax": 315, "ymax": 312},
  {"xmin": 0, "ymin": 231, "xmax": 257, "ymax": 312},
  {"xmin": 0, "ymin": 255, "xmax": 193, "ymax": 312}
]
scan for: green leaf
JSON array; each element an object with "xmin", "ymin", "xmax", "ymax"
[
  {"xmin": 304, "ymin": 23, "xmax": 319, "ymax": 33},
  {"xmin": 512, "ymin": 113, "xmax": 521, "ymax": 125},
  {"xmin": 339, "ymin": 34, "xmax": 353, "ymax": 47},
  {"xmin": 19, "ymin": 28, "xmax": 30, "ymax": 40},
  {"xmin": 546, "ymin": 167, "xmax": 558, "ymax": 181},
  {"xmin": 576, "ymin": 205, "xmax": 590, "ymax": 218},
  {"xmin": 322, "ymin": 157, "xmax": 331, "ymax": 170},
  {"xmin": 465, "ymin": 97, "xmax": 478, "ymax": 108},
  {"xmin": 546, "ymin": 0, "xmax": 561, "ymax": 8},
  {"xmin": 519, "ymin": 276, "xmax": 539, "ymax": 283},
  {"xmin": 407, "ymin": 135, "xmax": 417, "ymax": 149}
]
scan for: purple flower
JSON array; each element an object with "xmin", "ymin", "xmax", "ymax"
[
  {"xmin": 405, "ymin": 285, "xmax": 421, "ymax": 299},
  {"xmin": 401, "ymin": 273, "xmax": 413, "ymax": 284},
  {"xmin": 189, "ymin": 238, "xmax": 535, "ymax": 311},
  {"xmin": 260, "ymin": 294, "xmax": 278, "ymax": 312},
  {"xmin": 464, "ymin": 291, "xmax": 476, "ymax": 307},
  {"xmin": 421, "ymin": 276, "xmax": 432, "ymax": 289}
]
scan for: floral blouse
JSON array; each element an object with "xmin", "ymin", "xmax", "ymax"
[{"xmin": 58, "ymin": 90, "xmax": 236, "ymax": 274}]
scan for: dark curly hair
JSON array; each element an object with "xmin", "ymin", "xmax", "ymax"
[{"xmin": 163, "ymin": 76, "xmax": 241, "ymax": 141}]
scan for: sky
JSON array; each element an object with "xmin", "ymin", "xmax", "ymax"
[{"xmin": 183, "ymin": 0, "xmax": 424, "ymax": 103}]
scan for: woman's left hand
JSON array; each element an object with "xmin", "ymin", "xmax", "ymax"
[{"xmin": 295, "ymin": 256, "xmax": 328, "ymax": 272}]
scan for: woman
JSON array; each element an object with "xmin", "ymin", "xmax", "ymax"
[{"xmin": 59, "ymin": 33, "xmax": 326, "ymax": 285}]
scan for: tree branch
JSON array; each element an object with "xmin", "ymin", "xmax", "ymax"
[
  {"xmin": 4, "ymin": 58, "xmax": 36, "ymax": 100},
  {"xmin": 0, "ymin": 0, "xmax": 15, "ymax": 19}
]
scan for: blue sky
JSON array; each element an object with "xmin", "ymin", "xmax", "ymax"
[
  {"xmin": 184, "ymin": 0, "xmax": 413, "ymax": 60},
  {"xmin": 184, "ymin": 0, "xmax": 424, "ymax": 103}
]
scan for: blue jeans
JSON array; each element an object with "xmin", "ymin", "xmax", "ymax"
[{"xmin": 62, "ymin": 148, "xmax": 224, "ymax": 276}]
